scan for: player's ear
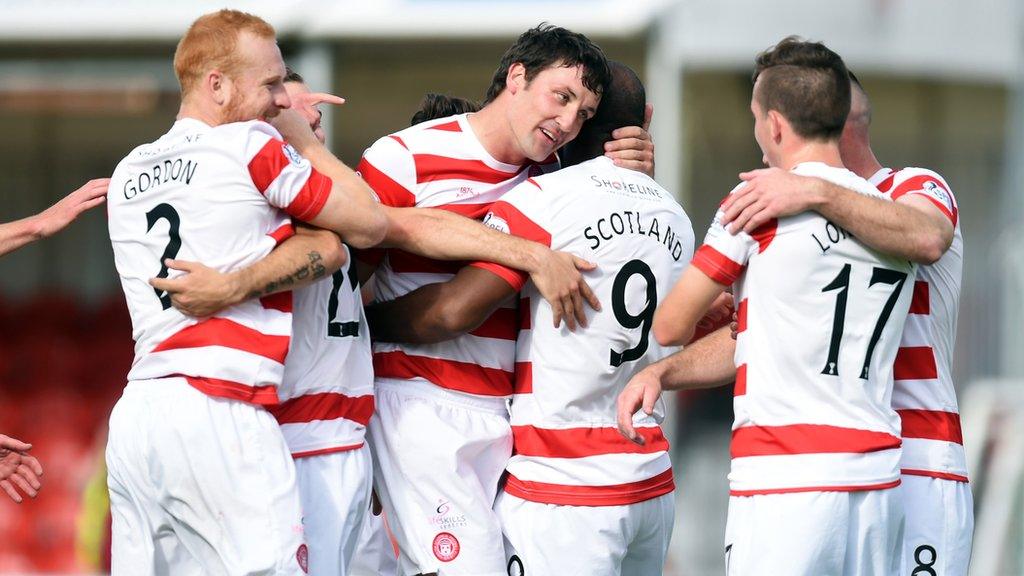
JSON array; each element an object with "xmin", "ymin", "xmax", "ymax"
[
  {"xmin": 207, "ymin": 70, "xmax": 230, "ymax": 106},
  {"xmin": 506, "ymin": 63, "xmax": 527, "ymax": 95},
  {"xmin": 767, "ymin": 110, "xmax": 785, "ymax": 145}
]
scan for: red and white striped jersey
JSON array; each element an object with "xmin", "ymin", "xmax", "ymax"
[
  {"xmin": 870, "ymin": 167, "xmax": 968, "ymax": 482},
  {"xmin": 477, "ymin": 156, "xmax": 693, "ymax": 506},
  {"xmin": 108, "ymin": 118, "xmax": 331, "ymax": 405},
  {"xmin": 268, "ymin": 246, "xmax": 375, "ymax": 457},
  {"xmin": 692, "ymin": 162, "xmax": 916, "ymax": 496},
  {"xmin": 356, "ymin": 114, "xmax": 556, "ymax": 398}
]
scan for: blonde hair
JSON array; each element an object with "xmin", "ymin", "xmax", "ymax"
[{"xmin": 173, "ymin": 9, "xmax": 276, "ymax": 95}]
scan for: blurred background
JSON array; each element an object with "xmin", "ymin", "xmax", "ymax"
[{"xmin": 1, "ymin": 0, "xmax": 1023, "ymax": 574}]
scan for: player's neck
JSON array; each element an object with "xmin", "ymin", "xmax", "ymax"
[
  {"xmin": 467, "ymin": 103, "xmax": 528, "ymax": 166},
  {"xmin": 177, "ymin": 98, "xmax": 222, "ymax": 127},
  {"xmin": 841, "ymin": 144, "xmax": 884, "ymax": 181},
  {"xmin": 779, "ymin": 141, "xmax": 844, "ymax": 171}
]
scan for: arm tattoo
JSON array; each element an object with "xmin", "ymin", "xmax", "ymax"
[{"xmin": 246, "ymin": 250, "xmax": 327, "ymax": 299}]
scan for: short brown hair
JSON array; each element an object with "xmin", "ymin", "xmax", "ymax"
[
  {"xmin": 174, "ymin": 9, "xmax": 276, "ymax": 95},
  {"xmin": 751, "ymin": 36, "xmax": 850, "ymax": 141}
]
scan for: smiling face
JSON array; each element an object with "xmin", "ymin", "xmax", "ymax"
[
  {"xmin": 505, "ymin": 62, "xmax": 601, "ymax": 163},
  {"xmin": 220, "ymin": 31, "xmax": 291, "ymax": 124}
]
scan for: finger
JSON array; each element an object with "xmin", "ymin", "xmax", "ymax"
[
  {"xmin": 0, "ymin": 480, "xmax": 22, "ymax": 503},
  {"xmin": 10, "ymin": 473, "xmax": 37, "ymax": 498},
  {"xmin": 722, "ymin": 194, "xmax": 758, "ymax": 230},
  {"xmin": 550, "ymin": 300, "xmax": 565, "ymax": 330},
  {"xmin": 18, "ymin": 465, "xmax": 41, "ymax": 490},
  {"xmin": 608, "ymin": 158, "xmax": 650, "ymax": 172},
  {"xmin": 606, "ymin": 130, "xmax": 647, "ymax": 146},
  {"xmin": 163, "ymin": 258, "xmax": 196, "ymax": 272},
  {"xmin": 0, "ymin": 436, "xmax": 31, "ymax": 452},
  {"xmin": 571, "ymin": 290, "xmax": 588, "ymax": 329},
  {"xmin": 738, "ymin": 168, "xmax": 769, "ymax": 182},
  {"xmin": 721, "ymin": 187, "xmax": 756, "ymax": 221},
  {"xmin": 81, "ymin": 195, "xmax": 107, "ymax": 209},
  {"xmin": 305, "ymin": 92, "xmax": 346, "ymax": 106},
  {"xmin": 643, "ymin": 103, "xmax": 654, "ymax": 132},
  {"xmin": 22, "ymin": 455, "xmax": 42, "ymax": 476},
  {"xmin": 742, "ymin": 210, "xmax": 770, "ymax": 234},
  {"xmin": 579, "ymin": 277, "xmax": 601, "ymax": 312},
  {"xmin": 572, "ymin": 256, "xmax": 597, "ymax": 272},
  {"xmin": 642, "ymin": 384, "xmax": 660, "ymax": 416},
  {"xmin": 561, "ymin": 295, "xmax": 577, "ymax": 331},
  {"xmin": 616, "ymin": 393, "xmax": 640, "ymax": 442},
  {"xmin": 149, "ymin": 277, "xmax": 180, "ymax": 292}
]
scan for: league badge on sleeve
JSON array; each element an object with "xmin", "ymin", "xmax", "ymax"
[
  {"xmin": 922, "ymin": 180, "xmax": 954, "ymax": 212},
  {"xmin": 281, "ymin": 143, "xmax": 306, "ymax": 166}
]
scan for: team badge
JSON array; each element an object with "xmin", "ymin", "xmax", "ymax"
[
  {"xmin": 281, "ymin": 143, "xmax": 305, "ymax": 166},
  {"xmin": 296, "ymin": 544, "xmax": 309, "ymax": 573},
  {"xmin": 432, "ymin": 532, "xmax": 461, "ymax": 562}
]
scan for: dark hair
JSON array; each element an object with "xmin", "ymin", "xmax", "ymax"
[
  {"xmin": 483, "ymin": 23, "xmax": 610, "ymax": 104},
  {"xmin": 283, "ymin": 67, "xmax": 304, "ymax": 84},
  {"xmin": 751, "ymin": 36, "xmax": 850, "ymax": 141},
  {"xmin": 560, "ymin": 61, "xmax": 645, "ymax": 167},
  {"xmin": 410, "ymin": 93, "xmax": 481, "ymax": 125}
]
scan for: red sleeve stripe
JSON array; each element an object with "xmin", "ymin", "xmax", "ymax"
[
  {"xmin": 153, "ymin": 318, "xmax": 289, "ymax": 364},
  {"xmin": 286, "ymin": 169, "xmax": 332, "ymax": 222},
  {"xmin": 373, "ymin": 350, "xmax": 513, "ymax": 396},
  {"xmin": 388, "ymin": 250, "xmax": 464, "ymax": 275},
  {"xmin": 389, "ymin": 135, "xmax": 408, "ymax": 149},
  {"xmin": 469, "ymin": 261, "xmax": 529, "ymax": 292},
  {"xmin": 184, "ymin": 376, "xmax": 279, "ymax": 405},
  {"xmin": 414, "ymin": 154, "xmax": 519, "ymax": 185},
  {"xmin": 890, "ymin": 175, "xmax": 957, "ymax": 225},
  {"xmin": 893, "ymin": 346, "xmax": 938, "ymax": 381},
  {"xmin": 898, "ymin": 409, "xmax": 963, "ymax": 444},
  {"xmin": 730, "ymin": 424, "xmax": 901, "ymax": 458},
  {"xmin": 736, "ymin": 298, "xmax": 748, "ymax": 334},
  {"xmin": 730, "ymin": 479, "xmax": 901, "ymax": 497},
  {"xmin": 512, "ymin": 425, "xmax": 669, "ymax": 459},
  {"xmin": 514, "ymin": 361, "xmax": 532, "ymax": 394},
  {"xmin": 268, "ymin": 222, "xmax": 295, "ymax": 246},
  {"xmin": 526, "ymin": 177, "xmax": 542, "ymax": 190},
  {"xmin": 260, "ymin": 292, "xmax": 293, "ymax": 313},
  {"xmin": 900, "ymin": 469, "xmax": 968, "ymax": 483},
  {"xmin": 292, "ymin": 444, "xmax": 365, "ymax": 459},
  {"xmin": 248, "ymin": 138, "xmax": 289, "ymax": 194},
  {"xmin": 918, "ymin": 194, "xmax": 957, "ymax": 226},
  {"xmin": 356, "ymin": 157, "xmax": 416, "ymax": 207},
  {"xmin": 492, "ymin": 201, "xmax": 552, "ymax": 246},
  {"xmin": 734, "ymin": 363, "xmax": 747, "ymax": 396},
  {"xmin": 468, "ymin": 307, "xmax": 518, "ymax": 341},
  {"xmin": 691, "ymin": 245, "xmax": 744, "ymax": 286},
  {"xmin": 428, "ymin": 120, "xmax": 461, "ymax": 132},
  {"xmin": 504, "ymin": 468, "xmax": 674, "ymax": 507},
  {"xmin": 268, "ymin": 391, "xmax": 375, "ymax": 426},
  {"xmin": 519, "ymin": 297, "xmax": 532, "ymax": 330},
  {"xmin": 909, "ymin": 280, "xmax": 930, "ymax": 315},
  {"xmin": 751, "ymin": 219, "xmax": 778, "ymax": 253}
]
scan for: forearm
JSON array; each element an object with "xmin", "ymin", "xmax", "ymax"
[
  {"xmin": 365, "ymin": 283, "xmax": 462, "ymax": 343},
  {"xmin": 657, "ymin": 327, "xmax": 737, "ymax": 391},
  {"xmin": 384, "ymin": 207, "xmax": 544, "ymax": 271},
  {"xmin": 812, "ymin": 181, "xmax": 946, "ymax": 263},
  {"xmin": 234, "ymin": 227, "xmax": 344, "ymax": 302},
  {"xmin": 0, "ymin": 217, "xmax": 43, "ymax": 257},
  {"xmin": 300, "ymin": 145, "xmax": 388, "ymax": 248}
]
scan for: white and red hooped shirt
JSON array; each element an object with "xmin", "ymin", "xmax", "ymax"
[
  {"xmin": 109, "ymin": 119, "xmax": 330, "ymax": 405},
  {"xmin": 692, "ymin": 162, "xmax": 916, "ymax": 496},
  {"xmin": 356, "ymin": 114, "xmax": 556, "ymax": 398},
  {"xmin": 478, "ymin": 156, "xmax": 693, "ymax": 506},
  {"xmin": 871, "ymin": 167, "xmax": 968, "ymax": 483}
]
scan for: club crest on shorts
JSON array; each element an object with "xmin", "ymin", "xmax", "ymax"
[
  {"xmin": 296, "ymin": 543, "xmax": 309, "ymax": 573},
  {"xmin": 432, "ymin": 532, "xmax": 460, "ymax": 562}
]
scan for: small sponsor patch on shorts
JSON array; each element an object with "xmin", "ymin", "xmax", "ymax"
[
  {"xmin": 296, "ymin": 543, "xmax": 309, "ymax": 573},
  {"xmin": 432, "ymin": 531, "xmax": 460, "ymax": 562}
]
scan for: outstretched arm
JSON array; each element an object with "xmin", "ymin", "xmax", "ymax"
[
  {"xmin": 0, "ymin": 178, "xmax": 108, "ymax": 258},
  {"xmin": 721, "ymin": 168, "xmax": 952, "ymax": 264},
  {"xmin": 365, "ymin": 266, "xmax": 514, "ymax": 344},
  {"xmin": 617, "ymin": 326, "xmax": 736, "ymax": 444},
  {"xmin": 150, "ymin": 224, "xmax": 346, "ymax": 317}
]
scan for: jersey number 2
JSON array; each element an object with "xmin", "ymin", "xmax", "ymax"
[
  {"xmin": 145, "ymin": 203, "xmax": 182, "ymax": 311},
  {"xmin": 609, "ymin": 259, "xmax": 658, "ymax": 367},
  {"xmin": 821, "ymin": 263, "xmax": 907, "ymax": 378}
]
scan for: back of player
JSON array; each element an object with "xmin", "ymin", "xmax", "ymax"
[
  {"xmin": 106, "ymin": 117, "xmax": 329, "ymax": 575},
  {"xmin": 486, "ymin": 159, "xmax": 692, "ymax": 573},
  {"xmin": 694, "ymin": 163, "xmax": 915, "ymax": 575},
  {"xmin": 872, "ymin": 167, "xmax": 973, "ymax": 575}
]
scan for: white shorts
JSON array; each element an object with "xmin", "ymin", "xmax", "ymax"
[
  {"xmin": 368, "ymin": 379, "xmax": 512, "ymax": 576},
  {"xmin": 106, "ymin": 378, "xmax": 306, "ymax": 576},
  {"xmin": 724, "ymin": 487, "xmax": 903, "ymax": 576},
  {"xmin": 349, "ymin": 510, "xmax": 399, "ymax": 576},
  {"xmin": 495, "ymin": 490, "xmax": 675, "ymax": 576},
  {"xmin": 294, "ymin": 444, "xmax": 373, "ymax": 576},
  {"xmin": 900, "ymin": 474, "xmax": 974, "ymax": 576}
]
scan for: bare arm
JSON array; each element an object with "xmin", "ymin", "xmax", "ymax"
[
  {"xmin": 365, "ymin": 266, "xmax": 514, "ymax": 344},
  {"xmin": 616, "ymin": 327, "xmax": 736, "ymax": 444},
  {"xmin": 271, "ymin": 110, "xmax": 388, "ymax": 248},
  {"xmin": 0, "ymin": 178, "xmax": 108, "ymax": 257},
  {"xmin": 382, "ymin": 206, "xmax": 598, "ymax": 329},
  {"xmin": 722, "ymin": 168, "xmax": 952, "ymax": 264},
  {"xmin": 149, "ymin": 225, "xmax": 346, "ymax": 317},
  {"xmin": 652, "ymin": 265, "xmax": 729, "ymax": 347}
]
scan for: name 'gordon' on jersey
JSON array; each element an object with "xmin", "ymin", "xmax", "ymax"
[{"xmin": 122, "ymin": 157, "xmax": 200, "ymax": 199}]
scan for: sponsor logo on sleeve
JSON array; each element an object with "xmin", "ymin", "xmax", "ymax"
[
  {"xmin": 922, "ymin": 180, "xmax": 954, "ymax": 211},
  {"xmin": 281, "ymin": 143, "xmax": 305, "ymax": 166},
  {"xmin": 483, "ymin": 213, "xmax": 511, "ymax": 234}
]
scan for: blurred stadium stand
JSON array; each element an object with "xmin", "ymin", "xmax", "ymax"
[{"xmin": 0, "ymin": 0, "xmax": 1022, "ymax": 573}]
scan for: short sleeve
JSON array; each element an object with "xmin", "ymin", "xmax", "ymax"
[
  {"xmin": 690, "ymin": 186, "xmax": 758, "ymax": 286},
  {"xmin": 890, "ymin": 169, "xmax": 958, "ymax": 226},
  {"xmin": 470, "ymin": 180, "xmax": 552, "ymax": 291},
  {"xmin": 245, "ymin": 125, "xmax": 332, "ymax": 222},
  {"xmin": 356, "ymin": 135, "xmax": 417, "ymax": 208}
]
